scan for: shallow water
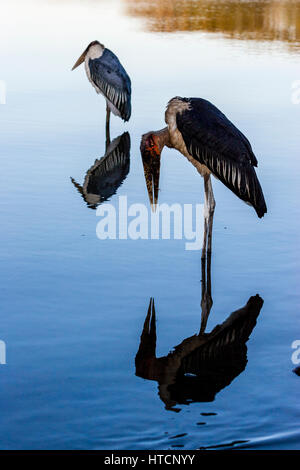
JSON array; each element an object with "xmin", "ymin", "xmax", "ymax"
[{"xmin": 0, "ymin": 0, "xmax": 300, "ymax": 450}]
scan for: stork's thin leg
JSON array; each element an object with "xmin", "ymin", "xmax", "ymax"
[
  {"xmin": 201, "ymin": 178, "xmax": 208, "ymax": 261},
  {"xmin": 201, "ymin": 216, "xmax": 208, "ymax": 260},
  {"xmin": 202, "ymin": 175, "xmax": 214, "ymax": 260},
  {"xmin": 106, "ymin": 105, "xmax": 111, "ymax": 149},
  {"xmin": 206, "ymin": 175, "xmax": 216, "ymax": 255},
  {"xmin": 199, "ymin": 174, "xmax": 215, "ymax": 333}
]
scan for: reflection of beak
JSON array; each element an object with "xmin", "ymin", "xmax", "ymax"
[
  {"xmin": 70, "ymin": 177, "xmax": 83, "ymax": 195},
  {"xmin": 135, "ymin": 298, "xmax": 157, "ymax": 373},
  {"xmin": 141, "ymin": 145, "xmax": 161, "ymax": 212},
  {"xmin": 71, "ymin": 51, "xmax": 86, "ymax": 70}
]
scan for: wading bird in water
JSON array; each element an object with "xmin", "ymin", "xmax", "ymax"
[
  {"xmin": 72, "ymin": 40, "xmax": 131, "ymax": 143},
  {"xmin": 140, "ymin": 97, "xmax": 267, "ymax": 258}
]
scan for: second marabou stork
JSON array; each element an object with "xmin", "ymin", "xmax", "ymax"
[
  {"xmin": 141, "ymin": 97, "xmax": 267, "ymax": 257},
  {"xmin": 72, "ymin": 40, "xmax": 131, "ymax": 141}
]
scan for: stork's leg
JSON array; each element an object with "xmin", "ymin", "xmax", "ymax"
[
  {"xmin": 106, "ymin": 104, "xmax": 111, "ymax": 149},
  {"xmin": 206, "ymin": 175, "xmax": 216, "ymax": 255},
  {"xmin": 201, "ymin": 175, "xmax": 214, "ymax": 260},
  {"xmin": 201, "ymin": 177, "xmax": 208, "ymax": 260},
  {"xmin": 199, "ymin": 175, "xmax": 215, "ymax": 333},
  {"xmin": 201, "ymin": 210, "xmax": 208, "ymax": 261}
]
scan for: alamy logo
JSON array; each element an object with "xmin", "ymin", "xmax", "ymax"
[
  {"xmin": 95, "ymin": 196, "xmax": 204, "ymax": 250},
  {"xmin": 0, "ymin": 341, "xmax": 6, "ymax": 364},
  {"xmin": 291, "ymin": 340, "xmax": 300, "ymax": 365},
  {"xmin": 291, "ymin": 80, "xmax": 300, "ymax": 105},
  {"xmin": 0, "ymin": 80, "xmax": 6, "ymax": 104}
]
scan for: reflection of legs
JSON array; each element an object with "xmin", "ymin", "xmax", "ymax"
[
  {"xmin": 106, "ymin": 105, "xmax": 111, "ymax": 149},
  {"xmin": 202, "ymin": 175, "xmax": 216, "ymax": 260},
  {"xmin": 200, "ymin": 251, "xmax": 213, "ymax": 335}
]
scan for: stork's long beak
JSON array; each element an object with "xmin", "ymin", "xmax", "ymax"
[
  {"xmin": 140, "ymin": 134, "xmax": 161, "ymax": 212},
  {"xmin": 71, "ymin": 51, "xmax": 86, "ymax": 71}
]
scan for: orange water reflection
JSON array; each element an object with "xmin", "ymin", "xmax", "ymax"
[{"xmin": 124, "ymin": 0, "xmax": 300, "ymax": 50}]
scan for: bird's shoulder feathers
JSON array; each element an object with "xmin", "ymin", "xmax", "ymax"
[{"xmin": 174, "ymin": 97, "xmax": 267, "ymax": 218}]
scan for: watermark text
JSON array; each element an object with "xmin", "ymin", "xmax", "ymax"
[
  {"xmin": 96, "ymin": 196, "xmax": 204, "ymax": 251},
  {"xmin": 291, "ymin": 80, "xmax": 300, "ymax": 104},
  {"xmin": 291, "ymin": 340, "xmax": 300, "ymax": 365},
  {"xmin": 0, "ymin": 341, "xmax": 6, "ymax": 364},
  {"xmin": 0, "ymin": 80, "xmax": 6, "ymax": 104}
]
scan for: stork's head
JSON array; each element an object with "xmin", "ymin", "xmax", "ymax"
[
  {"xmin": 140, "ymin": 133, "xmax": 161, "ymax": 211},
  {"xmin": 71, "ymin": 40, "xmax": 104, "ymax": 70},
  {"xmin": 140, "ymin": 132, "xmax": 161, "ymax": 160}
]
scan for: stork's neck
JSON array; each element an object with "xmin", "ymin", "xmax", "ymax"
[
  {"xmin": 86, "ymin": 43, "xmax": 104, "ymax": 61},
  {"xmin": 153, "ymin": 127, "xmax": 171, "ymax": 153},
  {"xmin": 84, "ymin": 43, "xmax": 105, "ymax": 87}
]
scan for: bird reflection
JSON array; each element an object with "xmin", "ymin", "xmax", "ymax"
[
  {"xmin": 71, "ymin": 132, "xmax": 130, "ymax": 209},
  {"xmin": 135, "ymin": 258, "xmax": 263, "ymax": 412}
]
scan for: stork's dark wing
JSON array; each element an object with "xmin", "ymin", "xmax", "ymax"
[
  {"xmin": 89, "ymin": 49, "xmax": 131, "ymax": 121},
  {"xmin": 176, "ymin": 98, "xmax": 267, "ymax": 218}
]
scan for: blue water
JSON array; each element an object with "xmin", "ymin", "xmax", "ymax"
[{"xmin": 0, "ymin": 0, "xmax": 300, "ymax": 450}]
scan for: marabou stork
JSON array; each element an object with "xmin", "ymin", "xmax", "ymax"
[
  {"xmin": 141, "ymin": 97, "xmax": 267, "ymax": 257},
  {"xmin": 72, "ymin": 41, "xmax": 131, "ymax": 142}
]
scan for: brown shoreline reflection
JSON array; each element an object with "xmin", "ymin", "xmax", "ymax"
[{"xmin": 125, "ymin": 0, "xmax": 300, "ymax": 50}]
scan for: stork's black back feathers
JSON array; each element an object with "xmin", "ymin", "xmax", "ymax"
[
  {"xmin": 176, "ymin": 98, "xmax": 267, "ymax": 218},
  {"xmin": 89, "ymin": 49, "xmax": 131, "ymax": 122}
]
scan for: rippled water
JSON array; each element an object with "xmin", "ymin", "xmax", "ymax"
[{"xmin": 0, "ymin": 0, "xmax": 300, "ymax": 450}]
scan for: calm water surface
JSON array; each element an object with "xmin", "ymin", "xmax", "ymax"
[{"xmin": 0, "ymin": 0, "xmax": 300, "ymax": 450}]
